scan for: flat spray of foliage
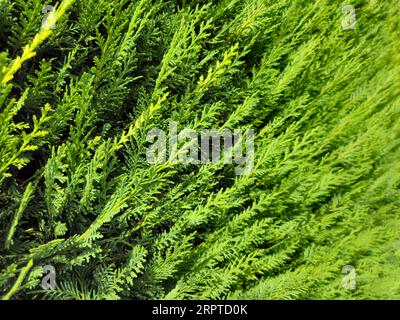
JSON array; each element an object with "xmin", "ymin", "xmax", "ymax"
[{"xmin": 0, "ymin": 0, "xmax": 399, "ymax": 300}]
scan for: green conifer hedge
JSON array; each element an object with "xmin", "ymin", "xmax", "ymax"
[{"xmin": 0, "ymin": 0, "xmax": 399, "ymax": 300}]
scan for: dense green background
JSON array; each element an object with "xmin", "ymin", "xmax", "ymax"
[{"xmin": 0, "ymin": 0, "xmax": 399, "ymax": 299}]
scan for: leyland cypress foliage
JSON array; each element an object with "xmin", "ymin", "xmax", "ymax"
[{"xmin": 0, "ymin": 0, "xmax": 399, "ymax": 300}]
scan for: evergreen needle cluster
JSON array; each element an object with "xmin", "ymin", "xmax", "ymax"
[{"xmin": 0, "ymin": 0, "xmax": 399, "ymax": 300}]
